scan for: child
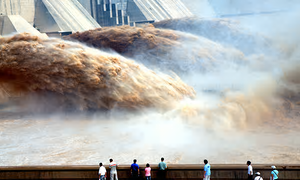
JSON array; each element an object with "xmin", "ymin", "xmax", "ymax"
[
  {"xmin": 145, "ymin": 163, "xmax": 151, "ymax": 180},
  {"xmin": 98, "ymin": 162, "xmax": 106, "ymax": 180}
]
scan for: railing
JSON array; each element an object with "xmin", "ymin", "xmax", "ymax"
[{"xmin": 0, "ymin": 164, "xmax": 299, "ymax": 180}]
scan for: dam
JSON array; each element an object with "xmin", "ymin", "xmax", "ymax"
[
  {"xmin": 0, "ymin": 1, "xmax": 299, "ymax": 179},
  {"xmin": 0, "ymin": 0, "xmax": 192, "ymax": 36}
]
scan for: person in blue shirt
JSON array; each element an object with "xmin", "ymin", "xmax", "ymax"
[
  {"xmin": 270, "ymin": 166, "xmax": 279, "ymax": 180},
  {"xmin": 130, "ymin": 159, "xmax": 140, "ymax": 179},
  {"xmin": 203, "ymin": 159, "xmax": 211, "ymax": 180},
  {"xmin": 158, "ymin": 157, "xmax": 167, "ymax": 179}
]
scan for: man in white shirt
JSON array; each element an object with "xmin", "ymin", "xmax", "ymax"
[
  {"xmin": 254, "ymin": 172, "xmax": 263, "ymax": 180},
  {"xmin": 247, "ymin": 161, "xmax": 253, "ymax": 180},
  {"xmin": 109, "ymin": 159, "xmax": 118, "ymax": 180},
  {"xmin": 98, "ymin": 162, "xmax": 107, "ymax": 180}
]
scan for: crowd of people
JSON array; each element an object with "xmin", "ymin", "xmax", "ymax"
[
  {"xmin": 98, "ymin": 159, "xmax": 278, "ymax": 180},
  {"xmin": 247, "ymin": 161, "xmax": 279, "ymax": 180}
]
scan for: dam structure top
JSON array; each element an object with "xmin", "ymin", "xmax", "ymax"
[
  {"xmin": 0, "ymin": 0, "xmax": 100, "ymax": 36},
  {"xmin": 77, "ymin": 0, "xmax": 193, "ymax": 27},
  {"xmin": 0, "ymin": 0, "xmax": 193, "ymax": 35}
]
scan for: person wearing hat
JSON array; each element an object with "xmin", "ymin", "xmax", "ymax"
[
  {"xmin": 270, "ymin": 166, "xmax": 279, "ymax": 180},
  {"xmin": 254, "ymin": 172, "xmax": 263, "ymax": 180}
]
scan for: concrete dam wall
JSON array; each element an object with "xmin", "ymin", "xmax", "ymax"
[
  {"xmin": 35, "ymin": 0, "xmax": 100, "ymax": 32},
  {"xmin": 0, "ymin": 164, "xmax": 299, "ymax": 180},
  {"xmin": 0, "ymin": 0, "xmax": 35, "ymax": 24},
  {"xmin": 0, "ymin": 0, "xmax": 100, "ymax": 35}
]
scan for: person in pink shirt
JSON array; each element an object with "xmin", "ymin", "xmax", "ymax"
[{"xmin": 145, "ymin": 163, "xmax": 151, "ymax": 180}]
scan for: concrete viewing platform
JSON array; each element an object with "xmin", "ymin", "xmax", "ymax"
[{"xmin": 0, "ymin": 164, "xmax": 300, "ymax": 180}]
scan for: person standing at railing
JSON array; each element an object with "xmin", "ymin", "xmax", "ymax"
[
  {"xmin": 254, "ymin": 172, "xmax": 263, "ymax": 180},
  {"xmin": 145, "ymin": 163, "xmax": 151, "ymax": 180},
  {"xmin": 270, "ymin": 166, "xmax": 279, "ymax": 180},
  {"xmin": 158, "ymin": 157, "xmax": 167, "ymax": 179},
  {"xmin": 130, "ymin": 159, "xmax": 140, "ymax": 179},
  {"xmin": 247, "ymin": 161, "xmax": 253, "ymax": 180},
  {"xmin": 98, "ymin": 162, "xmax": 107, "ymax": 180},
  {"xmin": 109, "ymin": 159, "xmax": 118, "ymax": 180},
  {"xmin": 203, "ymin": 159, "xmax": 211, "ymax": 180}
]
